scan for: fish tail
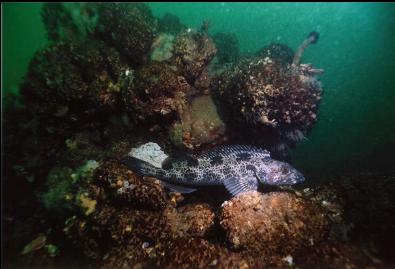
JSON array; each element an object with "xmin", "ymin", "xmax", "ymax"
[
  {"xmin": 121, "ymin": 156, "xmax": 198, "ymax": 194},
  {"xmin": 121, "ymin": 156, "xmax": 166, "ymax": 179}
]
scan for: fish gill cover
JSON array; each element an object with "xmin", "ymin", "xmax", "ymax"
[{"xmin": 2, "ymin": 2, "xmax": 395, "ymax": 269}]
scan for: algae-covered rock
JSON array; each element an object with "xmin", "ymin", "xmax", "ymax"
[
  {"xmin": 42, "ymin": 160, "xmax": 99, "ymax": 214},
  {"xmin": 212, "ymin": 57, "xmax": 322, "ymax": 132},
  {"xmin": 164, "ymin": 203, "xmax": 215, "ymax": 238},
  {"xmin": 42, "ymin": 3, "xmax": 99, "ymax": 42},
  {"xmin": 96, "ymin": 3, "xmax": 156, "ymax": 66},
  {"xmin": 169, "ymin": 95, "xmax": 226, "ymax": 150},
  {"xmin": 150, "ymin": 33, "xmax": 175, "ymax": 62},
  {"xmin": 95, "ymin": 161, "xmax": 170, "ymax": 210},
  {"xmin": 122, "ymin": 62, "xmax": 190, "ymax": 128},
  {"xmin": 21, "ymin": 40, "xmax": 128, "ymax": 136},
  {"xmin": 220, "ymin": 191, "xmax": 329, "ymax": 255},
  {"xmin": 211, "ymin": 55, "xmax": 323, "ymax": 157},
  {"xmin": 42, "ymin": 167, "xmax": 75, "ymax": 212},
  {"xmin": 172, "ymin": 29, "xmax": 217, "ymax": 82},
  {"xmin": 256, "ymin": 43, "xmax": 294, "ymax": 65}
]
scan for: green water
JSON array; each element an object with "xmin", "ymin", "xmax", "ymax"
[{"xmin": 3, "ymin": 2, "xmax": 395, "ymax": 176}]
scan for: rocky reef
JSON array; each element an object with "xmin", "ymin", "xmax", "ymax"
[
  {"xmin": 256, "ymin": 43, "xmax": 294, "ymax": 65},
  {"xmin": 122, "ymin": 61, "xmax": 190, "ymax": 127},
  {"xmin": 211, "ymin": 38, "xmax": 323, "ymax": 157},
  {"xmin": 8, "ymin": 161, "xmax": 393, "ymax": 268},
  {"xmin": 171, "ymin": 28, "xmax": 217, "ymax": 83},
  {"xmin": 4, "ymin": 3, "xmax": 394, "ymax": 269},
  {"xmin": 96, "ymin": 3, "xmax": 157, "ymax": 66},
  {"xmin": 220, "ymin": 191, "xmax": 328, "ymax": 255},
  {"xmin": 21, "ymin": 39, "xmax": 131, "ymax": 139}
]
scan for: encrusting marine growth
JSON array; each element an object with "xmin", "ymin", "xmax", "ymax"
[{"xmin": 211, "ymin": 31, "xmax": 324, "ymax": 158}]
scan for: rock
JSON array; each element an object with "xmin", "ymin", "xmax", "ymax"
[
  {"xmin": 172, "ymin": 29, "xmax": 217, "ymax": 83},
  {"xmin": 95, "ymin": 161, "xmax": 170, "ymax": 210},
  {"xmin": 256, "ymin": 43, "xmax": 294, "ymax": 65},
  {"xmin": 164, "ymin": 203, "xmax": 215, "ymax": 238},
  {"xmin": 122, "ymin": 61, "xmax": 190, "ymax": 128},
  {"xmin": 41, "ymin": 3, "xmax": 99, "ymax": 42},
  {"xmin": 169, "ymin": 95, "xmax": 226, "ymax": 150},
  {"xmin": 150, "ymin": 33, "xmax": 175, "ymax": 62},
  {"xmin": 211, "ymin": 55, "xmax": 323, "ymax": 158},
  {"xmin": 21, "ymin": 40, "xmax": 128, "ymax": 137},
  {"xmin": 96, "ymin": 3, "xmax": 156, "ymax": 66},
  {"xmin": 220, "ymin": 191, "xmax": 329, "ymax": 255}
]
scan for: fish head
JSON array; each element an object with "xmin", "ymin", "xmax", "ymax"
[{"xmin": 260, "ymin": 159, "xmax": 305, "ymax": 185}]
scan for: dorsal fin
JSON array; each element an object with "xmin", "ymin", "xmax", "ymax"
[
  {"xmin": 200, "ymin": 145, "xmax": 270, "ymax": 159},
  {"xmin": 161, "ymin": 151, "xmax": 199, "ymax": 170}
]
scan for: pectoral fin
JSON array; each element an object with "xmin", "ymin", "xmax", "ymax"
[
  {"xmin": 224, "ymin": 177, "xmax": 258, "ymax": 196},
  {"xmin": 163, "ymin": 182, "xmax": 197, "ymax": 194}
]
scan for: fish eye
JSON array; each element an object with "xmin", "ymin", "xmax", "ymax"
[{"xmin": 282, "ymin": 167, "xmax": 289, "ymax": 173}]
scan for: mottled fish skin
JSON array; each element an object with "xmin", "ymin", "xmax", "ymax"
[{"xmin": 122, "ymin": 145, "xmax": 305, "ymax": 196}]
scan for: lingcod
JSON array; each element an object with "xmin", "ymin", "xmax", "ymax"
[{"xmin": 122, "ymin": 145, "xmax": 305, "ymax": 196}]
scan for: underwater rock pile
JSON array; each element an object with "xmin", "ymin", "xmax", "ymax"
[
  {"xmin": 140, "ymin": 24, "xmax": 222, "ymax": 149},
  {"xmin": 211, "ymin": 34, "xmax": 324, "ymax": 157},
  {"xmin": 212, "ymin": 54, "xmax": 323, "ymax": 130},
  {"xmin": 96, "ymin": 3, "xmax": 157, "ymax": 66},
  {"xmin": 220, "ymin": 191, "xmax": 328, "ymax": 255},
  {"xmin": 21, "ymin": 40, "xmax": 130, "ymax": 137},
  {"xmin": 171, "ymin": 27, "xmax": 217, "ymax": 83},
  {"xmin": 122, "ymin": 61, "xmax": 190, "ymax": 127},
  {"xmin": 256, "ymin": 43, "xmax": 294, "ymax": 65},
  {"xmin": 63, "ymin": 162, "xmax": 309, "ymax": 268},
  {"xmin": 22, "ymin": 2, "xmax": 224, "ymax": 151},
  {"xmin": 8, "ymin": 3, "xmax": 394, "ymax": 269},
  {"xmin": 41, "ymin": 3, "xmax": 99, "ymax": 42},
  {"xmin": 58, "ymin": 162, "xmax": 388, "ymax": 269}
]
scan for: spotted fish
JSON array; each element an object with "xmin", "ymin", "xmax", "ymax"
[{"xmin": 121, "ymin": 145, "xmax": 305, "ymax": 196}]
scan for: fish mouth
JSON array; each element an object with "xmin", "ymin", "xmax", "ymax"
[
  {"xmin": 287, "ymin": 171, "xmax": 305, "ymax": 184},
  {"xmin": 295, "ymin": 172, "xmax": 306, "ymax": 183},
  {"xmin": 298, "ymin": 173, "xmax": 306, "ymax": 181}
]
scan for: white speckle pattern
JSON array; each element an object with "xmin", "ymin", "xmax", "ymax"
[{"xmin": 129, "ymin": 142, "xmax": 168, "ymax": 168}]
